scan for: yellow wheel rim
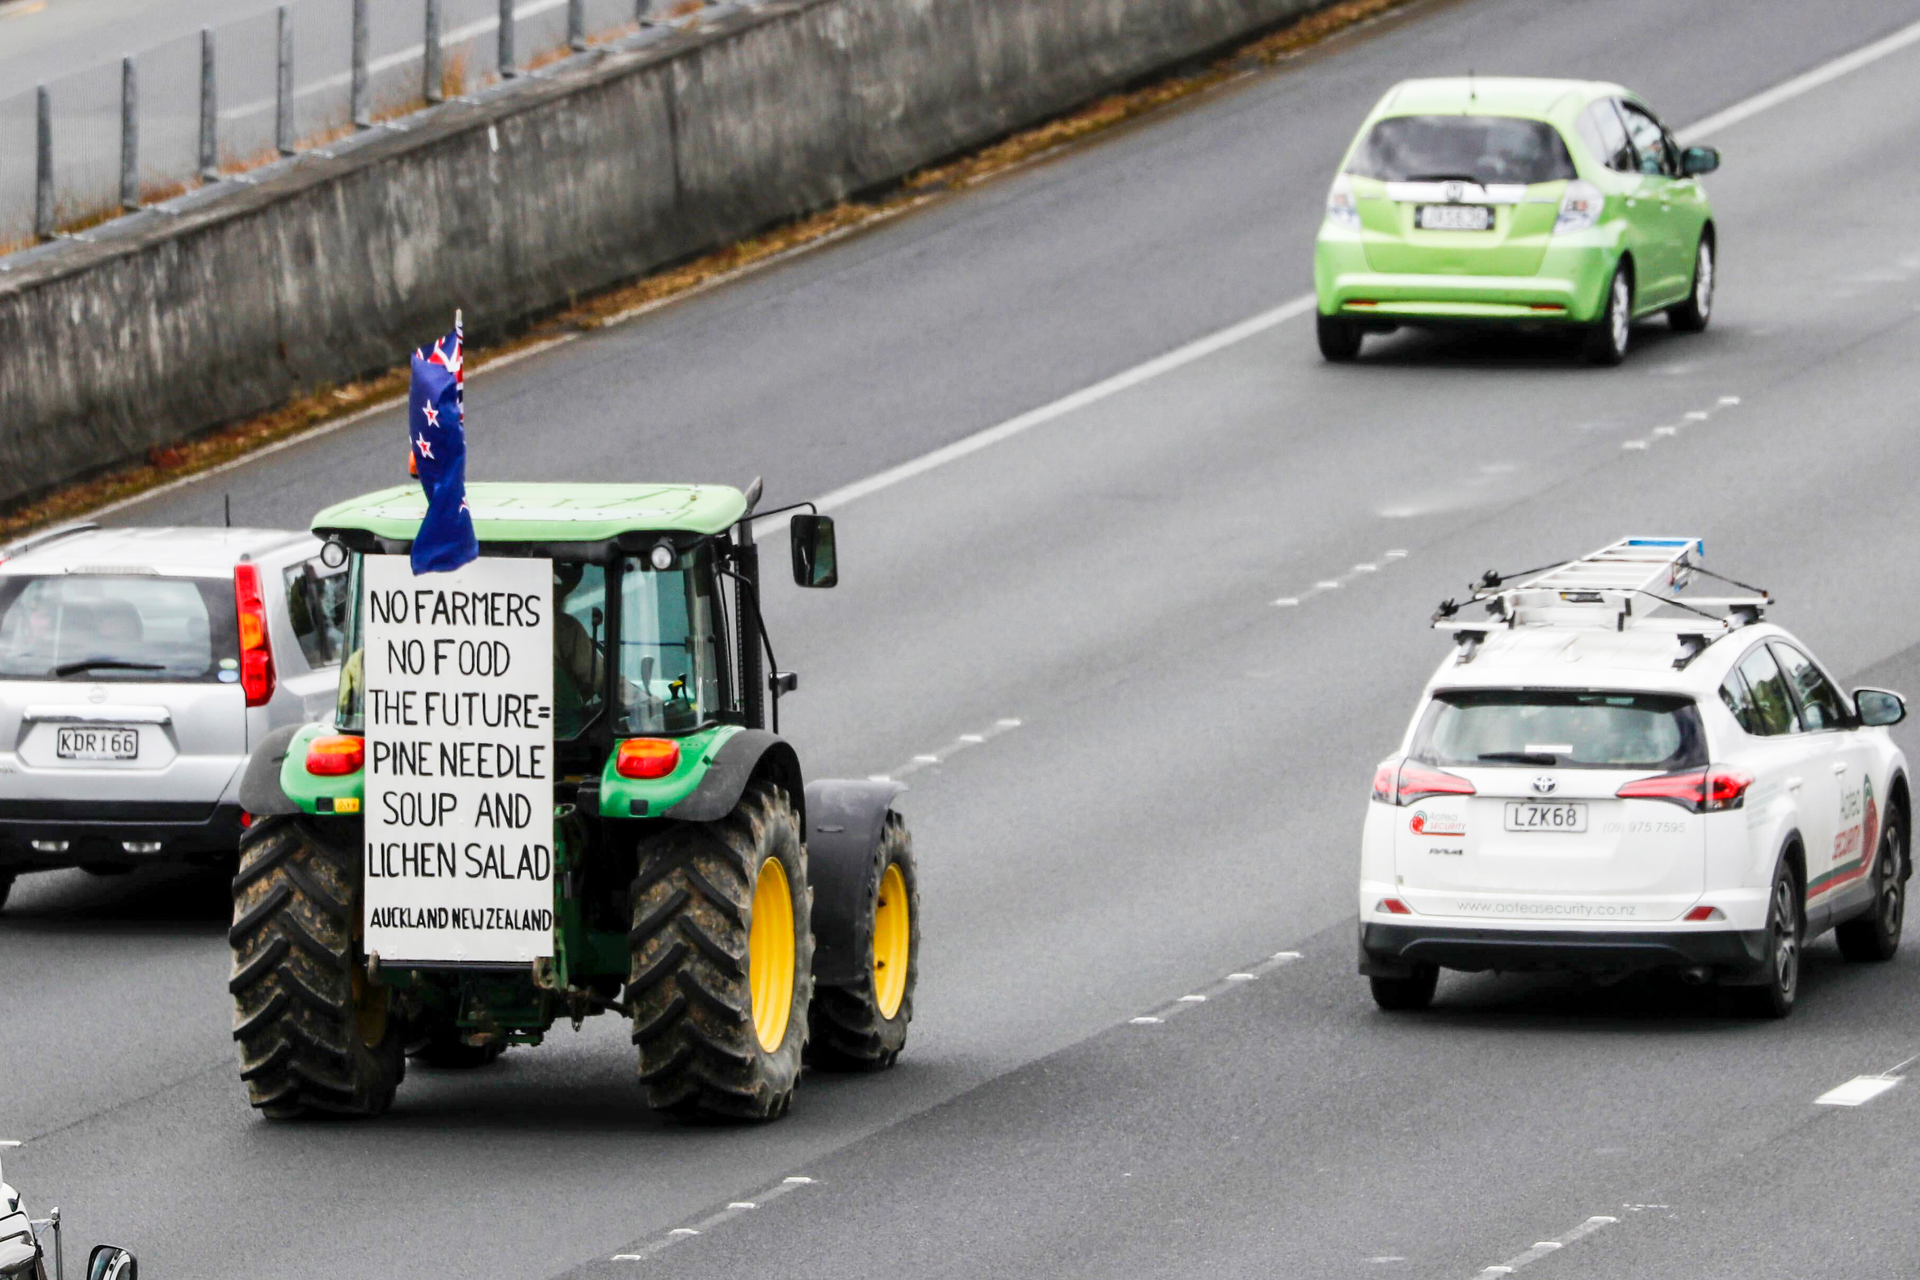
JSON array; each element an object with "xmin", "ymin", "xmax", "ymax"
[
  {"xmin": 873, "ymin": 862, "xmax": 910, "ymax": 1020},
  {"xmin": 351, "ymin": 965, "xmax": 388, "ymax": 1049},
  {"xmin": 748, "ymin": 856, "xmax": 796, "ymax": 1053}
]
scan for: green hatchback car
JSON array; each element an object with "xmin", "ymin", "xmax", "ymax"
[{"xmin": 1313, "ymin": 78, "xmax": 1721, "ymax": 365}]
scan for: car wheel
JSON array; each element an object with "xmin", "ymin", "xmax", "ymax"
[
  {"xmin": 1583, "ymin": 265, "xmax": 1632, "ymax": 365},
  {"xmin": 1668, "ymin": 237, "xmax": 1714, "ymax": 333},
  {"xmin": 1369, "ymin": 964, "xmax": 1438, "ymax": 1011},
  {"xmin": 1837, "ymin": 814, "xmax": 1904, "ymax": 962},
  {"xmin": 1317, "ymin": 315, "xmax": 1363, "ymax": 362},
  {"xmin": 1738, "ymin": 859, "xmax": 1803, "ymax": 1018}
]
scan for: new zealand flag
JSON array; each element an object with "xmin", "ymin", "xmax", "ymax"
[{"xmin": 407, "ymin": 321, "xmax": 478, "ymax": 575}]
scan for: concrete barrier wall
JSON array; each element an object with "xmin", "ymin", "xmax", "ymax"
[{"xmin": 0, "ymin": 0, "xmax": 1332, "ymax": 508}]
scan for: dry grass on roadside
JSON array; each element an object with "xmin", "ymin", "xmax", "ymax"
[{"xmin": 0, "ymin": 0, "xmax": 1419, "ymax": 540}]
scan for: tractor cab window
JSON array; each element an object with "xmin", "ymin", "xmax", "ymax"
[
  {"xmin": 618, "ymin": 551, "xmax": 722, "ymax": 735},
  {"xmin": 552, "ymin": 561, "xmax": 608, "ymax": 741}
]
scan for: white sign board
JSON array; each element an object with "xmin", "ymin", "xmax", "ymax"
[{"xmin": 361, "ymin": 556, "xmax": 555, "ymax": 964}]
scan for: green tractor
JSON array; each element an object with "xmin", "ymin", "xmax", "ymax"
[{"xmin": 230, "ymin": 481, "xmax": 919, "ymax": 1121}]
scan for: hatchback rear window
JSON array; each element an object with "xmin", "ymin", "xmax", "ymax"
[
  {"xmin": 1347, "ymin": 114, "xmax": 1578, "ymax": 185},
  {"xmin": 1411, "ymin": 689, "xmax": 1706, "ymax": 770},
  {"xmin": 0, "ymin": 575, "xmax": 238, "ymax": 682}
]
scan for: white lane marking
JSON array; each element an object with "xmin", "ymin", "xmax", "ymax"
[
  {"xmin": 886, "ymin": 716, "xmax": 1023, "ymax": 781},
  {"xmin": 760, "ymin": 293, "xmax": 1317, "ymax": 531},
  {"xmin": 1815, "ymin": 1074, "xmax": 1901, "ymax": 1107},
  {"xmin": 1131, "ymin": 1016, "xmax": 1165, "ymax": 1025},
  {"xmin": 609, "ymin": 1175, "xmax": 816, "ymax": 1262},
  {"xmin": 1274, "ymin": 548, "xmax": 1409, "ymax": 608},
  {"xmin": 1683, "ymin": 410, "xmax": 1710, "ymax": 421},
  {"xmin": 1719, "ymin": 396, "xmax": 1741, "ymax": 405},
  {"xmin": 1139, "ymin": 951, "xmax": 1305, "ymax": 1023},
  {"xmin": 1469, "ymin": 1215, "xmax": 1618, "ymax": 1279},
  {"xmin": 1178, "ymin": 994, "xmax": 1207, "ymax": 1003},
  {"xmin": 1273, "ymin": 597, "xmax": 1301, "ymax": 607},
  {"xmin": 1677, "ymin": 15, "xmax": 1920, "ymax": 143},
  {"xmin": 1226, "ymin": 972, "xmax": 1255, "ymax": 981},
  {"xmin": 0, "ymin": 1140, "xmax": 20, "ymax": 1147},
  {"xmin": 1385, "ymin": 550, "xmax": 1408, "ymax": 559}
]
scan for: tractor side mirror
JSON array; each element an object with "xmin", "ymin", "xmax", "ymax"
[
  {"xmin": 790, "ymin": 514, "xmax": 837, "ymax": 588},
  {"xmin": 88, "ymin": 1245, "xmax": 139, "ymax": 1280},
  {"xmin": 1855, "ymin": 688, "xmax": 1906, "ymax": 727},
  {"xmin": 1679, "ymin": 145, "xmax": 1719, "ymax": 176}
]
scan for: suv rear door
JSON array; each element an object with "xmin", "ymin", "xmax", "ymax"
[
  {"xmin": 0, "ymin": 572, "xmax": 247, "ymax": 816},
  {"xmin": 273, "ymin": 551, "xmax": 351, "ymax": 725},
  {"xmin": 1393, "ymin": 688, "xmax": 1708, "ymax": 921}
]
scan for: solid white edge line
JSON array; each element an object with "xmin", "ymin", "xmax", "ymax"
[
  {"xmin": 1676, "ymin": 15, "xmax": 1920, "ymax": 142},
  {"xmin": 749, "ymin": 293, "xmax": 1315, "ymax": 534}
]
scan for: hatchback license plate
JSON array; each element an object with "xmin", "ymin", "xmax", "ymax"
[
  {"xmin": 57, "ymin": 727, "xmax": 138, "ymax": 761},
  {"xmin": 1504, "ymin": 801, "xmax": 1586, "ymax": 832},
  {"xmin": 1417, "ymin": 204, "xmax": 1493, "ymax": 231}
]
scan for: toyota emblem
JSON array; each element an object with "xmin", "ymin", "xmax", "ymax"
[
  {"xmin": 1443, "ymin": 180, "xmax": 1465, "ymax": 203},
  {"xmin": 1531, "ymin": 776, "xmax": 1557, "ymax": 796},
  {"xmin": 87, "ymin": 685, "xmax": 108, "ymax": 704}
]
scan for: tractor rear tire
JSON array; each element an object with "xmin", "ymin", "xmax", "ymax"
[
  {"xmin": 628, "ymin": 781, "xmax": 812, "ymax": 1121},
  {"xmin": 229, "ymin": 814, "xmax": 404, "ymax": 1118},
  {"xmin": 0, "ymin": 872, "xmax": 12, "ymax": 913},
  {"xmin": 807, "ymin": 812, "xmax": 919, "ymax": 1071}
]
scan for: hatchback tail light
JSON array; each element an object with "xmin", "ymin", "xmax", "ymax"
[
  {"xmin": 1617, "ymin": 766, "xmax": 1753, "ymax": 813},
  {"xmin": 1553, "ymin": 179, "xmax": 1604, "ymax": 234},
  {"xmin": 1372, "ymin": 759, "xmax": 1477, "ymax": 806},
  {"xmin": 1325, "ymin": 174, "xmax": 1360, "ymax": 230},
  {"xmin": 234, "ymin": 563, "xmax": 276, "ymax": 707},
  {"xmin": 306, "ymin": 734, "xmax": 365, "ymax": 776}
]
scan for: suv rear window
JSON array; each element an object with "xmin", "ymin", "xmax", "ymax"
[
  {"xmin": 0, "ymin": 575, "xmax": 238, "ymax": 682},
  {"xmin": 1347, "ymin": 114, "xmax": 1578, "ymax": 185},
  {"xmin": 1411, "ymin": 689, "xmax": 1707, "ymax": 770}
]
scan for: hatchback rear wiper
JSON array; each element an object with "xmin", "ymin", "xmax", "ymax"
[
  {"xmin": 1401, "ymin": 172, "xmax": 1485, "ymax": 185},
  {"xmin": 54, "ymin": 659, "xmax": 165, "ymax": 677},
  {"xmin": 1478, "ymin": 751, "xmax": 1558, "ymax": 765}
]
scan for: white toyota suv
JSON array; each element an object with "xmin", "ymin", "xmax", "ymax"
[
  {"xmin": 1359, "ymin": 538, "xmax": 1909, "ymax": 1018},
  {"xmin": 0, "ymin": 523, "xmax": 349, "ymax": 909}
]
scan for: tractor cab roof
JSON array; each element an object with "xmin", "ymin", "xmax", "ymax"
[{"xmin": 312, "ymin": 482, "xmax": 750, "ymax": 545}]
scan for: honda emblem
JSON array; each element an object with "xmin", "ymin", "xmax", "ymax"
[{"xmin": 1443, "ymin": 180, "xmax": 1465, "ymax": 203}]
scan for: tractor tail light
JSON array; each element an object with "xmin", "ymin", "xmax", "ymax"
[
  {"xmin": 234, "ymin": 564, "xmax": 275, "ymax": 707},
  {"xmin": 1617, "ymin": 766, "xmax": 1753, "ymax": 813},
  {"xmin": 616, "ymin": 738, "xmax": 681, "ymax": 780},
  {"xmin": 306, "ymin": 734, "xmax": 365, "ymax": 776}
]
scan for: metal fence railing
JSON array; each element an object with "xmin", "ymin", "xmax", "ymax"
[{"xmin": 0, "ymin": 0, "xmax": 713, "ymax": 255}]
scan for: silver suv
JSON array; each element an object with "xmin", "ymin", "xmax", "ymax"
[{"xmin": 0, "ymin": 524, "xmax": 348, "ymax": 909}]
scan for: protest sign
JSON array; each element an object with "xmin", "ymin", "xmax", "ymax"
[{"xmin": 361, "ymin": 556, "xmax": 555, "ymax": 963}]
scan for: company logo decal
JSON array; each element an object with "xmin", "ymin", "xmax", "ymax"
[
  {"xmin": 1531, "ymin": 775, "xmax": 1557, "ymax": 796},
  {"xmin": 1443, "ymin": 180, "xmax": 1465, "ymax": 203},
  {"xmin": 1409, "ymin": 810, "xmax": 1466, "ymax": 837}
]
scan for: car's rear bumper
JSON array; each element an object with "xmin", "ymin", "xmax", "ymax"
[
  {"xmin": 0, "ymin": 801, "xmax": 246, "ymax": 867},
  {"xmin": 1313, "ymin": 235, "xmax": 1615, "ymax": 324},
  {"xmin": 1359, "ymin": 920, "xmax": 1770, "ymax": 979}
]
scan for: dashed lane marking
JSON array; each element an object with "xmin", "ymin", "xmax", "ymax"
[
  {"xmin": 1470, "ymin": 1215, "xmax": 1618, "ymax": 1278},
  {"xmin": 1816, "ymin": 1075, "xmax": 1902, "ymax": 1107},
  {"xmin": 609, "ymin": 1175, "xmax": 818, "ymax": 1262},
  {"xmin": 876, "ymin": 716, "xmax": 1023, "ymax": 783},
  {"xmin": 1274, "ymin": 549, "xmax": 1410, "ymax": 608},
  {"xmin": 1130, "ymin": 951, "xmax": 1305, "ymax": 1026}
]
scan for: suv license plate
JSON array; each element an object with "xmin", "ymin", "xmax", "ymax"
[
  {"xmin": 1417, "ymin": 204, "xmax": 1493, "ymax": 231},
  {"xmin": 57, "ymin": 727, "xmax": 138, "ymax": 760},
  {"xmin": 1505, "ymin": 801, "xmax": 1586, "ymax": 833}
]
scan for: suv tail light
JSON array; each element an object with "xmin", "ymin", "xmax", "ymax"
[
  {"xmin": 1617, "ymin": 766, "xmax": 1753, "ymax": 813},
  {"xmin": 234, "ymin": 564, "xmax": 276, "ymax": 707},
  {"xmin": 1372, "ymin": 759, "xmax": 1477, "ymax": 806},
  {"xmin": 616, "ymin": 738, "xmax": 681, "ymax": 780},
  {"xmin": 306, "ymin": 734, "xmax": 365, "ymax": 776}
]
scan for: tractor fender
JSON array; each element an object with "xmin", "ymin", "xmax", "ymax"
[
  {"xmin": 664, "ymin": 730, "xmax": 805, "ymax": 826},
  {"xmin": 804, "ymin": 778, "xmax": 906, "ymax": 986},
  {"xmin": 237, "ymin": 722, "xmax": 305, "ymax": 816}
]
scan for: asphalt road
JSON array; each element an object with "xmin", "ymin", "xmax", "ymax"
[{"xmin": 6, "ymin": 0, "xmax": 1920, "ymax": 1276}]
